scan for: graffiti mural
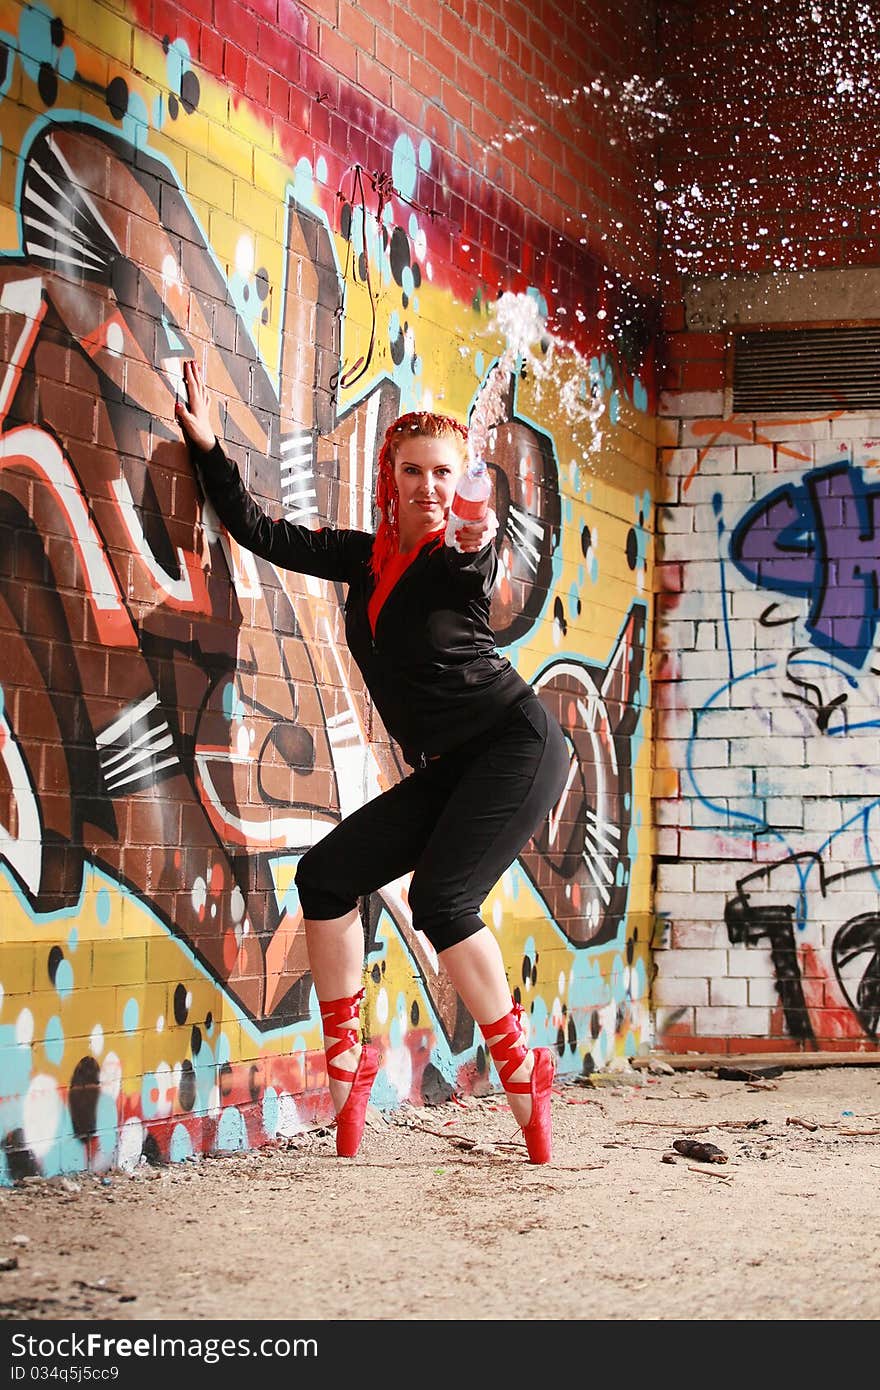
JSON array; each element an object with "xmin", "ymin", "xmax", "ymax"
[
  {"xmin": 656, "ymin": 422, "xmax": 880, "ymax": 1051},
  {"xmin": 0, "ymin": 4, "xmax": 655, "ymax": 1179}
]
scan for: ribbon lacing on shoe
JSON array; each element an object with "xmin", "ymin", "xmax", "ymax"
[
  {"xmin": 319, "ymin": 986, "xmax": 365, "ymax": 1083},
  {"xmin": 481, "ymin": 998, "xmax": 531, "ymax": 1096}
]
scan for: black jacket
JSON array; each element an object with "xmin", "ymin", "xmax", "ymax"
[{"xmin": 194, "ymin": 441, "xmax": 532, "ymax": 766}]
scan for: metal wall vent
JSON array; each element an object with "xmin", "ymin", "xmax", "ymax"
[{"xmin": 733, "ymin": 326, "xmax": 880, "ymax": 413}]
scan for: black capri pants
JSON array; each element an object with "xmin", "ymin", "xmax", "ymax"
[{"xmin": 295, "ymin": 693, "xmax": 570, "ymax": 952}]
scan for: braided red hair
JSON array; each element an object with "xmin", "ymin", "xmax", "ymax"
[{"xmin": 371, "ymin": 411, "xmax": 469, "ymax": 579}]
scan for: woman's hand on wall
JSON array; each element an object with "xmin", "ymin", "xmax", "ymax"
[{"xmin": 175, "ymin": 359, "xmax": 217, "ymax": 453}]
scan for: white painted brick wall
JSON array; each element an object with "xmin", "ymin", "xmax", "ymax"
[
  {"xmin": 734, "ymin": 444, "xmax": 774, "ymax": 473},
  {"xmin": 669, "ymin": 921, "xmax": 731, "ymax": 949},
  {"xmin": 656, "ymin": 948, "xmax": 729, "ymax": 977},
  {"xmin": 660, "ymin": 530, "xmax": 728, "ymax": 563},
  {"xmin": 694, "ymin": 1005, "xmax": 771, "ymax": 1036},
  {"xmin": 659, "ymin": 505, "xmax": 696, "ymax": 534},
  {"xmin": 727, "ymin": 950, "xmax": 779, "ymax": 980},
  {"xmin": 653, "ymin": 401, "xmax": 880, "ymax": 1051},
  {"xmin": 709, "ymin": 977, "xmax": 747, "ymax": 1006},
  {"xmin": 655, "ymin": 891, "xmax": 731, "ymax": 922},
  {"xmin": 653, "ymin": 976, "xmax": 709, "ymax": 1006},
  {"xmin": 655, "ymin": 1006, "xmax": 696, "ymax": 1034},
  {"xmin": 655, "ymin": 861, "xmax": 694, "ymax": 892},
  {"xmin": 747, "ymin": 977, "xmax": 783, "ymax": 1007},
  {"xmin": 692, "ymin": 862, "xmax": 740, "ymax": 894}
]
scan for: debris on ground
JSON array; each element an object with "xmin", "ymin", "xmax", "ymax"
[
  {"xmin": 672, "ymin": 1138, "xmax": 728, "ymax": 1164},
  {"xmin": 716, "ymin": 1065, "xmax": 785, "ymax": 1082}
]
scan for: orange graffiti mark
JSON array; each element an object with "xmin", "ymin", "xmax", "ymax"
[{"xmin": 682, "ymin": 409, "xmax": 847, "ymax": 493}]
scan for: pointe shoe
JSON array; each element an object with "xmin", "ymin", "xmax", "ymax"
[
  {"xmin": 480, "ymin": 998, "xmax": 556, "ymax": 1165},
  {"xmin": 521, "ymin": 1046, "xmax": 555, "ymax": 1164},
  {"xmin": 319, "ymin": 988, "xmax": 380, "ymax": 1158},
  {"xmin": 334, "ymin": 1043, "xmax": 379, "ymax": 1157}
]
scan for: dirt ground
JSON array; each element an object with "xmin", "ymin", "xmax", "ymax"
[{"xmin": 1, "ymin": 1060, "xmax": 878, "ymax": 1326}]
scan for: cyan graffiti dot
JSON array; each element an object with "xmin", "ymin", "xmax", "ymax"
[
  {"xmin": 262, "ymin": 1086, "xmax": 279, "ymax": 1137},
  {"xmin": 633, "ymin": 376, "xmax": 648, "ymax": 413},
  {"xmin": 44, "ymin": 1015, "xmax": 64, "ymax": 1066},
  {"xmin": 216, "ymin": 1105, "xmax": 248, "ymax": 1153},
  {"xmin": 216, "ymin": 1032, "xmax": 231, "ymax": 1067},
  {"xmin": 578, "ymin": 565, "xmax": 585, "ymax": 586},
  {"xmin": 95, "ymin": 1091, "xmax": 118, "ymax": 1158},
  {"xmin": 568, "ymin": 583, "xmax": 579, "ymax": 620},
  {"xmin": 603, "ymin": 363, "xmax": 613, "ymax": 391},
  {"xmin": 589, "ymin": 553, "xmax": 599, "ymax": 584},
  {"xmin": 169, "ymin": 1123, "xmax": 193, "ymax": 1164},
  {"xmin": 95, "ymin": 889, "xmax": 111, "ymax": 926},
  {"xmin": 402, "ymin": 264, "xmax": 414, "ymax": 297},
  {"xmin": 392, "ymin": 133, "xmax": 417, "ymax": 200},
  {"xmin": 418, "ymin": 137, "xmax": 431, "ymax": 170},
  {"xmin": 633, "ymin": 959, "xmax": 647, "ymax": 998},
  {"xmin": 623, "ymin": 791, "xmax": 631, "ymax": 811},
  {"xmin": 221, "ymin": 681, "xmax": 238, "ymax": 721},
  {"xmin": 382, "ymin": 201, "xmax": 394, "ymax": 227},
  {"xmin": 474, "ymin": 351, "xmax": 485, "ymax": 378},
  {"xmin": 122, "ymin": 998, "xmax": 139, "ymax": 1034},
  {"xmin": 123, "ymin": 91, "xmax": 150, "ymax": 146},
  {"xmin": 315, "ymin": 155, "xmax": 327, "ymax": 183},
  {"xmin": 294, "ymin": 156, "xmax": 313, "ymax": 203},
  {"xmin": 408, "ymin": 212, "xmax": 419, "ymax": 238},
  {"xmin": 55, "ymin": 959, "xmax": 73, "ymax": 1000},
  {"xmin": 18, "ymin": 6, "xmax": 51, "ymax": 83},
  {"xmin": 67, "ymin": 926, "xmax": 79, "ymax": 952},
  {"xmin": 609, "ymin": 390, "xmax": 620, "ymax": 425},
  {"xmin": 563, "ymin": 497, "xmax": 574, "ymax": 525}
]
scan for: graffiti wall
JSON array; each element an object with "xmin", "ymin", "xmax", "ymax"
[
  {"xmin": 654, "ymin": 396, "xmax": 880, "ymax": 1054},
  {"xmin": 0, "ymin": 0, "xmax": 658, "ymax": 1180}
]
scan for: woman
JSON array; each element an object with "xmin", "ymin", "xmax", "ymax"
[{"xmin": 175, "ymin": 359, "xmax": 569, "ymax": 1162}]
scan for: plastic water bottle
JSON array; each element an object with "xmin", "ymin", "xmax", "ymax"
[{"xmin": 445, "ymin": 458, "xmax": 491, "ymax": 551}]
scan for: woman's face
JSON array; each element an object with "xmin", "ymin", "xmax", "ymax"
[{"xmin": 393, "ymin": 434, "xmax": 464, "ymax": 550}]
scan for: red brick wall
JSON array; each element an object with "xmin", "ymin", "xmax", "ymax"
[
  {"xmin": 135, "ymin": 0, "xmax": 661, "ymax": 297},
  {"xmin": 657, "ymin": 0, "xmax": 880, "ymax": 291}
]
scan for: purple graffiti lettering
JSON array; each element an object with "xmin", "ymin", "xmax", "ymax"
[{"xmin": 731, "ymin": 463, "xmax": 880, "ymax": 668}]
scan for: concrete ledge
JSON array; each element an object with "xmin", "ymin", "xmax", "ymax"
[{"xmin": 633, "ymin": 1051, "xmax": 880, "ymax": 1070}]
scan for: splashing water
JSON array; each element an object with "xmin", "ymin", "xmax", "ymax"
[{"xmin": 469, "ymin": 292, "xmax": 605, "ymax": 469}]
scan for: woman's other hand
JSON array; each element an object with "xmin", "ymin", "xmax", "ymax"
[
  {"xmin": 454, "ymin": 506, "xmax": 499, "ymax": 553},
  {"xmin": 174, "ymin": 359, "xmax": 216, "ymax": 453}
]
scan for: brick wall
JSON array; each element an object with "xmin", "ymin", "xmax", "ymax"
[
  {"xmin": 0, "ymin": 0, "xmax": 660, "ymax": 1179},
  {"xmin": 652, "ymin": 0, "xmax": 880, "ymax": 1054}
]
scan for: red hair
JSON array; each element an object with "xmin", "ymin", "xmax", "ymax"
[{"xmin": 371, "ymin": 411, "xmax": 469, "ymax": 579}]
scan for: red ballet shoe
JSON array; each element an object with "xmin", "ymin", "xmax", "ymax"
[
  {"xmin": 481, "ymin": 999, "xmax": 556, "ymax": 1164},
  {"xmin": 319, "ymin": 988, "xmax": 379, "ymax": 1158},
  {"xmin": 520, "ymin": 1046, "xmax": 555, "ymax": 1165}
]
